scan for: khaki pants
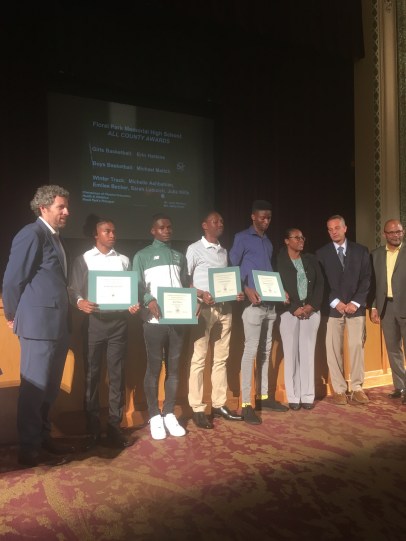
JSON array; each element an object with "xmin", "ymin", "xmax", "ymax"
[
  {"xmin": 188, "ymin": 303, "xmax": 232, "ymax": 412},
  {"xmin": 326, "ymin": 315, "xmax": 366, "ymax": 393}
]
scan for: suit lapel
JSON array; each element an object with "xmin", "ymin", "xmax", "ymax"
[
  {"xmin": 51, "ymin": 234, "xmax": 65, "ymax": 271},
  {"xmin": 37, "ymin": 218, "xmax": 67, "ymax": 278},
  {"xmin": 393, "ymin": 243, "xmax": 405, "ymax": 273}
]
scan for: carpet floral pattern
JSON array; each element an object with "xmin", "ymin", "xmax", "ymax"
[{"xmin": 1, "ymin": 386, "xmax": 406, "ymax": 540}]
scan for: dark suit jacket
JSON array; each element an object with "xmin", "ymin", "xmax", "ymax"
[
  {"xmin": 370, "ymin": 244, "xmax": 406, "ymax": 317},
  {"xmin": 276, "ymin": 250, "xmax": 324, "ymax": 315},
  {"xmin": 2, "ymin": 218, "xmax": 69, "ymax": 340},
  {"xmin": 316, "ymin": 240, "xmax": 371, "ymax": 317}
]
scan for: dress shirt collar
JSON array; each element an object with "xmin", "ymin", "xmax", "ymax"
[
  {"xmin": 39, "ymin": 216, "xmax": 57, "ymax": 235},
  {"xmin": 201, "ymin": 236, "xmax": 222, "ymax": 250},
  {"xmin": 88, "ymin": 246, "xmax": 119, "ymax": 257},
  {"xmin": 333, "ymin": 239, "xmax": 347, "ymax": 254}
]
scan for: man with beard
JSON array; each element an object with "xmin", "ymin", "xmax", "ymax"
[{"xmin": 370, "ymin": 219, "xmax": 406, "ymax": 404}]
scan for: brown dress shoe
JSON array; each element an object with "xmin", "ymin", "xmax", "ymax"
[
  {"xmin": 332, "ymin": 392, "xmax": 348, "ymax": 405},
  {"xmin": 351, "ymin": 390, "xmax": 369, "ymax": 404}
]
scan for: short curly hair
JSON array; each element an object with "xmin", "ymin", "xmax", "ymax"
[{"xmin": 30, "ymin": 185, "xmax": 69, "ymax": 217}]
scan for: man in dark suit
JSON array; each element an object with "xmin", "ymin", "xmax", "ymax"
[
  {"xmin": 316, "ymin": 215, "xmax": 371, "ymax": 406},
  {"xmin": 2, "ymin": 185, "xmax": 74, "ymax": 466},
  {"xmin": 370, "ymin": 219, "xmax": 406, "ymax": 404}
]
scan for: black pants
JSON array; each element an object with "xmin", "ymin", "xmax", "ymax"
[
  {"xmin": 85, "ymin": 313, "xmax": 128, "ymax": 433},
  {"xmin": 18, "ymin": 333, "xmax": 69, "ymax": 451},
  {"xmin": 143, "ymin": 322, "xmax": 184, "ymax": 417}
]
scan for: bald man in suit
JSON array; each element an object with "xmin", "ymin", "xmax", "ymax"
[
  {"xmin": 2, "ymin": 185, "xmax": 74, "ymax": 466},
  {"xmin": 370, "ymin": 219, "xmax": 406, "ymax": 404},
  {"xmin": 317, "ymin": 215, "xmax": 371, "ymax": 406}
]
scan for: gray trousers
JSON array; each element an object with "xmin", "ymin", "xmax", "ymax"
[
  {"xmin": 280, "ymin": 310, "xmax": 320, "ymax": 404},
  {"xmin": 381, "ymin": 299, "xmax": 406, "ymax": 390},
  {"xmin": 241, "ymin": 304, "xmax": 276, "ymax": 405}
]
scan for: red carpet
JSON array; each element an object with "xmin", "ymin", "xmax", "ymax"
[{"xmin": 1, "ymin": 386, "xmax": 406, "ymax": 540}]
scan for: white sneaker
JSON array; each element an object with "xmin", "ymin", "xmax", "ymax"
[
  {"xmin": 149, "ymin": 414, "xmax": 166, "ymax": 440},
  {"xmin": 163, "ymin": 413, "xmax": 186, "ymax": 437}
]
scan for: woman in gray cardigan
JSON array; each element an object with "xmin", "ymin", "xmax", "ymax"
[{"xmin": 277, "ymin": 229, "xmax": 324, "ymax": 410}]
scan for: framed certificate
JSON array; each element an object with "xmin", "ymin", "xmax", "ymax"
[
  {"xmin": 208, "ymin": 266, "xmax": 241, "ymax": 301},
  {"xmin": 157, "ymin": 287, "xmax": 198, "ymax": 324},
  {"xmin": 88, "ymin": 271, "xmax": 138, "ymax": 310},
  {"xmin": 252, "ymin": 270, "xmax": 285, "ymax": 301}
]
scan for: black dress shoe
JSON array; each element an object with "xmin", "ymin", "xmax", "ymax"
[
  {"xmin": 388, "ymin": 389, "xmax": 404, "ymax": 399},
  {"xmin": 82, "ymin": 433, "xmax": 102, "ymax": 451},
  {"xmin": 18, "ymin": 449, "xmax": 70, "ymax": 467},
  {"xmin": 255, "ymin": 398, "xmax": 289, "ymax": 412},
  {"xmin": 106, "ymin": 427, "xmax": 135, "ymax": 449},
  {"xmin": 192, "ymin": 412, "xmax": 214, "ymax": 429},
  {"xmin": 289, "ymin": 403, "xmax": 301, "ymax": 411},
  {"xmin": 301, "ymin": 403, "xmax": 315, "ymax": 410},
  {"xmin": 212, "ymin": 405, "xmax": 243, "ymax": 421},
  {"xmin": 402, "ymin": 391, "xmax": 406, "ymax": 405},
  {"xmin": 42, "ymin": 439, "xmax": 76, "ymax": 455},
  {"xmin": 242, "ymin": 405, "xmax": 262, "ymax": 425}
]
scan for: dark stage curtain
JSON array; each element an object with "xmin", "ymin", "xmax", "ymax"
[
  {"xmin": 192, "ymin": 0, "xmax": 364, "ymax": 253},
  {"xmin": 0, "ymin": 1, "xmax": 364, "ymax": 282}
]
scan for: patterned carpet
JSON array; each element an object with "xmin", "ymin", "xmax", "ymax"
[{"xmin": 1, "ymin": 386, "xmax": 406, "ymax": 541}]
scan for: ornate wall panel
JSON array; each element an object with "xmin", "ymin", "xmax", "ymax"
[
  {"xmin": 370, "ymin": 0, "xmax": 402, "ymax": 246},
  {"xmin": 372, "ymin": 0, "xmax": 382, "ymax": 246},
  {"xmin": 397, "ymin": 0, "xmax": 406, "ymax": 224}
]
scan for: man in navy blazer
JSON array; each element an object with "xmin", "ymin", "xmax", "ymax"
[
  {"xmin": 316, "ymin": 215, "xmax": 371, "ymax": 406},
  {"xmin": 370, "ymin": 219, "xmax": 406, "ymax": 404},
  {"xmin": 2, "ymin": 185, "xmax": 74, "ymax": 466}
]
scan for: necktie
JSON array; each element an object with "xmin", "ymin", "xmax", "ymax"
[{"xmin": 337, "ymin": 246, "xmax": 345, "ymax": 268}]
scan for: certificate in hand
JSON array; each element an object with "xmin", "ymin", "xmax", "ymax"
[
  {"xmin": 88, "ymin": 270, "xmax": 138, "ymax": 310},
  {"xmin": 252, "ymin": 270, "xmax": 285, "ymax": 301},
  {"xmin": 208, "ymin": 266, "xmax": 241, "ymax": 301},
  {"xmin": 157, "ymin": 287, "xmax": 198, "ymax": 324}
]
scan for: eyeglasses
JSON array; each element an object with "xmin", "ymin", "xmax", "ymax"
[
  {"xmin": 288, "ymin": 236, "xmax": 305, "ymax": 241},
  {"xmin": 384, "ymin": 230, "xmax": 404, "ymax": 236}
]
